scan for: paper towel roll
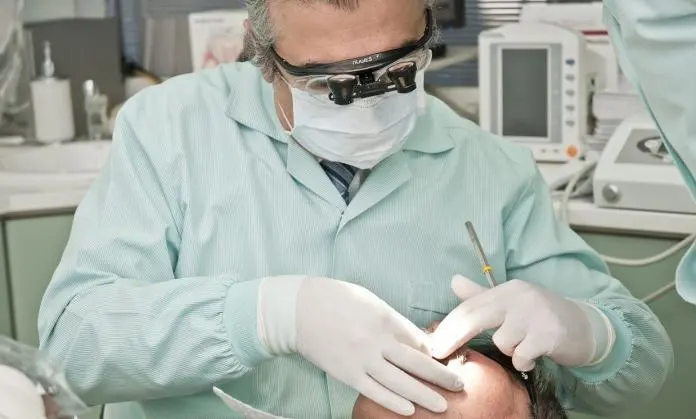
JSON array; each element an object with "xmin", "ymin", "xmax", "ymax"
[{"xmin": 30, "ymin": 77, "xmax": 75, "ymax": 144}]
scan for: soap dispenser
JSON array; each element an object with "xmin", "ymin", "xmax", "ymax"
[{"xmin": 30, "ymin": 41, "xmax": 75, "ymax": 144}]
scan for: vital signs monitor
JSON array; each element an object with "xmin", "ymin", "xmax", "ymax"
[{"xmin": 479, "ymin": 23, "xmax": 589, "ymax": 162}]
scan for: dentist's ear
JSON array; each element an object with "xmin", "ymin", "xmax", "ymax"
[{"xmin": 243, "ymin": 19, "xmax": 251, "ymax": 32}]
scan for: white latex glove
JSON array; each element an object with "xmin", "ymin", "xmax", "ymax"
[
  {"xmin": 429, "ymin": 275, "xmax": 615, "ymax": 371},
  {"xmin": 257, "ymin": 276, "xmax": 465, "ymax": 416}
]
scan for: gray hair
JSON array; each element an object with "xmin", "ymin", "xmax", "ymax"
[{"xmin": 241, "ymin": 0, "xmax": 439, "ymax": 81}]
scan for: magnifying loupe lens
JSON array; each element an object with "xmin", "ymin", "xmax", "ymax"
[
  {"xmin": 328, "ymin": 74, "xmax": 357, "ymax": 105},
  {"xmin": 388, "ymin": 61, "xmax": 417, "ymax": 93}
]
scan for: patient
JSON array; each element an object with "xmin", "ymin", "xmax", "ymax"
[{"xmin": 353, "ymin": 324, "xmax": 567, "ymax": 419}]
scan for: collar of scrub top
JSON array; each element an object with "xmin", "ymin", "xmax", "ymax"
[
  {"xmin": 268, "ymin": 7, "xmax": 434, "ymax": 77},
  {"xmin": 221, "ymin": 62, "xmax": 455, "ymax": 212}
]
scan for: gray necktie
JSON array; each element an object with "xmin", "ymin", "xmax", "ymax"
[{"xmin": 320, "ymin": 160, "xmax": 357, "ymax": 203}]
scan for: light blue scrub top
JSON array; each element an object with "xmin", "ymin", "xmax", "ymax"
[
  {"xmin": 603, "ymin": 0, "xmax": 696, "ymax": 304},
  {"xmin": 37, "ymin": 63, "xmax": 672, "ymax": 419}
]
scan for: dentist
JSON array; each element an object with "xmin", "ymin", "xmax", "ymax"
[{"xmin": 38, "ymin": 0, "xmax": 672, "ymax": 418}]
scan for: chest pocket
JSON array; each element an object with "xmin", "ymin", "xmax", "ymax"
[{"xmin": 407, "ymin": 281, "xmax": 462, "ymax": 330}]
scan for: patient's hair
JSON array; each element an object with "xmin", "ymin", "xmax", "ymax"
[{"xmin": 469, "ymin": 338, "xmax": 567, "ymax": 419}]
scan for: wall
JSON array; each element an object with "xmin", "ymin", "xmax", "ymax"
[
  {"xmin": 429, "ymin": 86, "xmax": 479, "ymax": 121},
  {"xmin": 22, "ymin": 0, "xmax": 107, "ymax": 23}
]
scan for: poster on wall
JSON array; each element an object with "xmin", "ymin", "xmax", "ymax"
[{"xmin": 188, "ymin": 9, "xmax": 247, "ymax": 71}]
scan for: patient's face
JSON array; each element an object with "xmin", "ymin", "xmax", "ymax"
[{"xmin": 352, "ymin": 330, "xmax": 530, "ymax": 419}]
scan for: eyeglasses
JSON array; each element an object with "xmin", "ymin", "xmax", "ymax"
[{"xmin": 270, "ymin": 8, "xmax": 434, "ymax": 104}]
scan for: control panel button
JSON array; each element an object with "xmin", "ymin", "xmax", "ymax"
[
  {"xmin": 602, "ymin": 184, "xmax": 621, "ymax": 203},
  {"xmin": 565, "ymin": 105, "xmax": 575, "ymax": 111},
  {"xmin": 565, "ymin": 120, "xmax": 575, "ymax": 127},
  {"xmin": 566, "ymin": 145, "xmax": 579, "ymax": 158},
  {"xmin": 565, "ymin": 58, "xmax": 576, "ymax": 65},
  {"xmin": 565, "ymin": 74, "xmax": 575, "ymax": 81},
  {"xmin": 565, "ymin": 90, "xmax": 575, "ymax": 96}
]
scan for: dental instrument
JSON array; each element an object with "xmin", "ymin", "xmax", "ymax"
[
  {"xmin": 465, "ymin": 221, "xmax": 497, "ymax": 288},
  {"xmin": 465, "ymin": 222, "xmax": 533, "ymax": 376}
]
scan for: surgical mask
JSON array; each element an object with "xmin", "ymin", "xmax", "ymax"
[{"xmin": 280, "ymin": 71, "xmax": 427, "ymax": 169}]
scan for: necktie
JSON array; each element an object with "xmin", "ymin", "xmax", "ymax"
[{"xmin": 320, "ymin": 160, "xmax": 358, "ymax": 203}]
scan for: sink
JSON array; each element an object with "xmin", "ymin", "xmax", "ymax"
[{"xmin": 0, "ymin": 141, "xmax": 111, "ymax": 192}]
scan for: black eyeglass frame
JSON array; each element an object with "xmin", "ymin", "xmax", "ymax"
[{"xmin": 270, "ymin": 8, "xmax": 434, "ymax": 77}]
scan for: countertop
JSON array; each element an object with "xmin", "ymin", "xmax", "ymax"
[
  {"xmin": 0, "ymin": 189, "xmax": 88, "ymax": 218},
  {"xmin": 555, "ymin": 198, "xmax": 696, "ymax": 237},
  {"xmin": 0, "ymin": 141, "xmax": 104, "ymax": 218}
]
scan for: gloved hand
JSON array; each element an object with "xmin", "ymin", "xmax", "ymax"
[
  {"xmin": 429, "ymin": 275, "xmax": 615, "ymax": 371},
  {"xmin": 257, "ymin": 276, "xmax": 465, "ymax": 416}
]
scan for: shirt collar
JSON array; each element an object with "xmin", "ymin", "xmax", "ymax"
[
  {"xmin": 224, "ymin": 63, "xmax": 289, "ymax": 144},
  {"xmin": 402, "ymin": 97, "xmax": 455, "ymax": 154}
]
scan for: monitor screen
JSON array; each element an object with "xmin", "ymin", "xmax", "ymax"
[
  {"xmin": 501, "ymin": 48, "xmax": 549, "ymax": 138},
  {"xmin": 432, "ymin": 0, "xmax": 465, "ymax": 28}
]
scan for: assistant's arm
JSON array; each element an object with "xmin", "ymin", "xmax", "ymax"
[
  {"xmin": 603, "ymin": 0, "xmax": 696, "ymax": 193},
  {"xmin": 37, "ymin": 89, "xmax": 272, "ymax": 406},
  {"xmin": 502, "ymin": 153, "xmax": 674, "ymax": 415}
]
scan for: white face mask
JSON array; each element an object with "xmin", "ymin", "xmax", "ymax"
[{"xmin": 280, "ymin": 71, "xmax": 427, "ymax": 169}]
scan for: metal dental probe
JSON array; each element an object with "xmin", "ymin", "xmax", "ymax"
[{"xmin": 465, "ymin": 221, "xmax": 497, "ymax": 288}]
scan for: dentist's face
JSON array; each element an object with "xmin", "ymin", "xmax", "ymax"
[{"xmin": 266, "ymin": 0, "xmax": 427, "ymax": 128}]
